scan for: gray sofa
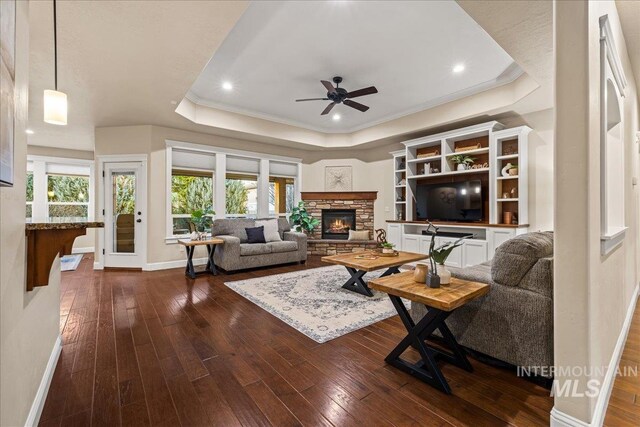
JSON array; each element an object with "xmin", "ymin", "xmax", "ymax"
[
  {"xmin": 411, "ymin": 231, "xmax": 554, "ymax": 370},
  {"xmin": 211, "ymin": 218, "xmax": 307, "ymax": 272}
]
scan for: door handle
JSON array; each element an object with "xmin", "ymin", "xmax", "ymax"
[{"xmin": 136, "ymin": 219, "xmax": 142, "ymax": 223}]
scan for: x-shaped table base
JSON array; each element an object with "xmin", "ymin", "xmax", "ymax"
[
  {"xmin": 342, "ymin": 266, "xmax": 401, "ymax": 297},
  {"xmin": 185, "ymin": 243, "xmax": 218, "ymax": 279},
  {"xmin": 385, "ymin": 295, "xmax": 473, "ymax": 394}
]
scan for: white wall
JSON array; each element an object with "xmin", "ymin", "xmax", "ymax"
[
  {"xmin": 0, "ymin": 3, "xmax": 62, "ymax": 425},
  {"xmin": 553, "ymin": 1, "xmax": 640, "ymax": 424}
]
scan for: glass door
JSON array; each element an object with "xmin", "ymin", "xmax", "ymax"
[{"xmin": 104, "ymin": 162, "xmax": 146, "ymax": 268}]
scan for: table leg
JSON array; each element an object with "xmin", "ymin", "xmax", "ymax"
[
  {"xmin": 379, "ymin": 266, "xmax": 401, "ymax": 278},
  {"xmin": 342, "ymin": 267, "xmax": 374, "ymax": 297},
  {"xmin": 185, "ymin": 246, "xmax": 196, "ymax": 280},
  {"xmin": 205, "ymin": 244, "xmax": 218, "ymax": 276},
  {"xmin": 384, "ymin": 295, "xmax": 472, "ymax": 394}
]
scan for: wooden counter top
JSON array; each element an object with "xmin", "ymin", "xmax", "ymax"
[
  {"xmin": 386, "ymin": 220, "xmax": 528, "ymax": 229},
  {"xmin": 25, "ymin": 218, "xmax": 104, "ymax": 291}
]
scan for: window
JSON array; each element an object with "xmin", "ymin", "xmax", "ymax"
[
  {"xmin": 171, "ymin": 169, "xmax": 214, "ymax": 235},
  {"xmin": 47, "ymin": 174, "xmax": 90, "ymax": 218},
  {"xmin": 269, "ymin": 176, "xmax": 295, "ymax": 216},
  {"xmin": 225, "ymin": 173, "xmax": 257, "ymax": 217},
  {"xmin": 26, "ymin": 171, "xmax": 33, "ymax": 218}
]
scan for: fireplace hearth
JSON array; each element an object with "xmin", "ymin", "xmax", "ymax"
[{"xmin": 322, "ymin": 209, "xmax": 356, "ymax": 240}]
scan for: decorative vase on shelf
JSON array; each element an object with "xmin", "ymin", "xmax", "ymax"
[
  {"xmin": 413, "ymin": 263, "xmax": 428, "ymax": 283},
  {"xmin": 457, "ymin": 164, "xmax": 466, "ymax": 171},
  {"xmin": 437, "ymin": 264, "xmax": 451, "ymax": 285},
  {"xmin": 509, "ymin": 167, "xmax": 518, "ymax": 176},
  {"xmin": 501, "ymin": 163, "xmax": 513, "ymax": 177}
]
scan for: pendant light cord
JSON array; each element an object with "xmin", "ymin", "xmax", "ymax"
[{"xmin": 53, "ymin": 0, "xmax": 58, "ymax": 91}]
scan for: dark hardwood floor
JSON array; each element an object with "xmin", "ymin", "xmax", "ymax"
[
  {"xmin": 604, "ymin": 305, "xmax": 640, "ymax": 427},
  {"xmin": 39, "ymin": 255, "xmax": 553, "ymax": 427}
]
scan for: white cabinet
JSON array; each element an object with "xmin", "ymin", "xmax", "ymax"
[
  {"xmin": 463, "ymin": 240, "xmax": 488, "ymax": 267},
  {"xmin": 435, "ymin": 237, "xmax": 463, "ymax": 267},
  {"xmin": 488, "ymin": 228, "xmax": 516, "ymax": 256},
  {"xmin": 387, "ymin": 224, "xmax": 402, "ymax": 248},
  {"xmin": 419, "ymin": 235, "xmax": 431, "ymax": 255},
  {"xmin": 402, "ymin": 234, "xmax": 420, "ymax": 253}
]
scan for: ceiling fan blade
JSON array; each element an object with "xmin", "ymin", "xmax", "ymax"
[
  {"xmin": 296, "ymin": 98, "xmax": 329, "ymax": 102},
  {"xmin": 321, "ymin": 80, "xmax": 337, "ymax": 94},
  {"xmin": 347, "ymin": 86, "xmax": 378, "ymax": 98},
  {"xmin": 343, "ymin": 99, "xmax": 369, "ymax": 112},
  {"xmin": 321, "ymin": 102, "xmax": 336, "ymax": 115}
]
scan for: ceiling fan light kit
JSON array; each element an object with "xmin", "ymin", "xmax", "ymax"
[{"xmin": 296, "ymin": 76, "xmax": 378, "ymax": 116}]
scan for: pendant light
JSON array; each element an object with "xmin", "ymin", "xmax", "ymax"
[{"xmin": 44, "ymin": 0, "xmax": 67, "ymax": 125}]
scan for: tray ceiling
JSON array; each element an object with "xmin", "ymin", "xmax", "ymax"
[{"xmin": 186, "ymin": 1, "xmax": 523, "ymax": 133}]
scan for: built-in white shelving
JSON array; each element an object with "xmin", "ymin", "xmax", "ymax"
[{"xmin": 390, "ymin": 121, "xmax": 531, "ymax": 226}]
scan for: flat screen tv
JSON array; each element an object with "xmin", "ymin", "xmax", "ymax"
[{"xmin": 415, "ymin": 180, "xmax": 483, "ymax": 222}]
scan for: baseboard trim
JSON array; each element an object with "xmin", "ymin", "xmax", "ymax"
[
  {"xmin": 550, "ymin": 282, "xmax": 640, "ymax": 427},
  {"xmin": 93, "ymin": 261, "xmax": 103, "ymax": 270},
  {"xmin": 72, "ymin": 247, "xmax": 94, "ymax": 254},
  {"xmin": 144, "ymin": 257, "xmax": 208, "ymax": 271},
  {"xmin": 25, "ymin": 335, "xmax": 62, "ymax": 427}
]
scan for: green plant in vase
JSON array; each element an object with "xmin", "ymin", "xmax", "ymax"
[
  {"xmin": 380, "ymin": 242, "xmax": 396, "ymax": 254},
  {"xmin": 450, "ymin": 154, "xmax": 475, "ymax": 171},
  {"xmin": 289, "ymin": 201, "xmax": 320, "ymax": 233},
  {"xmin": 431, "ymin": 235, "xmax": 472, "ymax": 284},
  {"xmin": 190, "ymin": 209, "xmax": 214, "ymax": 235}
]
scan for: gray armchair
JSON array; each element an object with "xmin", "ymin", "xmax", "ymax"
[
  {"xmin": 212, "ymin": 218, "xmax": 307, "ymax": 272},
  {"xmin": 411, "ymin": 231, "xmax": 554, "ymax": 371}
]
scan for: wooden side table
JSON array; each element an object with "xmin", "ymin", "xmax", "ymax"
[
  {"xmin": 368, "ymin": 271, "xmax": 489, "ymax": 394},
  {"xmin": 177, "ymin": 237, "xmax": 224, "ymax": 279},
  {"xmin": 321, "ymin": 251, "xmax": 428, "ymax": 297}
]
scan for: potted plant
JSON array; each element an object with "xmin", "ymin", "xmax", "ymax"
[
  {"xmin": 289, "ymin": 201, "xmax": 320, "ymax": 233},
  {"xmin": 450, "ymin": 154, "xmax": 475, "ymax": 171},
  {"xmin": 190, "ymin": 209, "xmax": 214, "ymax": 239},
  {"xmin": 431, "ymin": 235, "xmax": 472, "ymax": 284},
  {"xmin": 380, "ymin": 242, "xmax": 395, "ymax": 254}
]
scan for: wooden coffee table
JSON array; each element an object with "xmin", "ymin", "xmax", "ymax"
[
  {"xmin": 177, "ymin": 237, "xmax": 224, "ymax": 279},
  {"xmin": 321, "ymin": 251, "xmax": 428, "ymax": 297},
  {"xmin": 368, "ymin": 271, "xmax": 489, "ymax": 394}
]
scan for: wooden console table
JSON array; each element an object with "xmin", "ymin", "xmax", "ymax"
[
  {"xmin": 26, "ymin": 218, "xmax": 104, "ymax": 291},
  {"xmin": 369, "ymin": 272, "xmax": 489, "ymax": 394}
]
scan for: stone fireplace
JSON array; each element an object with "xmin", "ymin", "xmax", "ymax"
[
  {"xmin": 321, "ymin": 209, "xmax": 356, "ymax": 240},
  {"xmin": 301, "ymin": 191, "xmax": 378, "ymax": 256}
]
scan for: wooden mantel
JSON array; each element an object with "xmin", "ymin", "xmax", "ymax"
[
  {"xmin": 301, "ymin": 191, "xmax": 378, "ymax": 201},
  {"xmin": 25, "ymin": 218, "xmax": 104, "ymax": 291}
]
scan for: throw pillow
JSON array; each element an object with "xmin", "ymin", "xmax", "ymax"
[
  {"xmin": 255, "ymin": 218, "xmax": 282, "ymax": 242},
  {"xmin": 348, "ymin": 230, "xmax": 370, "ymax": 240},
  {"xmin": 245, "ymin": 226, "xmax": 266, "ymax": 244}
]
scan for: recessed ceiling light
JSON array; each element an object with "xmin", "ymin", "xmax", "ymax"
[
  {"xmin": 332, "ymin": 113, "xmax": 341, "ymax": 121},
  {"xmin": 453, "ymin": 64, "xmax": 465, "ymax": 73},
  {"xmin": 26, "ymin": 129, "xmax": 34, "ymax": 135},
  {"xmin": 222, "ymin": 81, "xmax": 233, "ymax": 91}
]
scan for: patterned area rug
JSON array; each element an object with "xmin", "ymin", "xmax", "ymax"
[{"xmin": 224, "ymin": 265, "xmax": 407, "ymax": 343}]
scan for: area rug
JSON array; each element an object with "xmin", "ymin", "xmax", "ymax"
[
  {"xmin": 60, "ymin": 254, "xmax": 83, "ymax": 271},
  {"xmin": 224, "ymin": 265, "xmax": 407, "ymax": 343}
]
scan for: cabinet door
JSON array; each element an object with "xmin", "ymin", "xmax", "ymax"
[
  {"xmin": 387, "ymin": 224, "xmax": 402, "ymax": 248},
  {"xmin": 437, "ymin": 237, "xmax": 462, "ymax": 267},
  {"xmin": 419, "ymin": 235, "xmax": 431, "ymax": 255},
  {"xmin": 488, "ymin": 229, "xmax": 516, "ymax": 257},
  {"xmin": 402, "ymin": 235, "xmax": 420, "ymax": 253},
  {"xmin": 463, "ymin": 240, "xmax": 488, "ymax": 267}
]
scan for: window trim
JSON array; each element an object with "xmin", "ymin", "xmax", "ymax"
[{"xmin": 165, "ymin": 141, "xmax": 302, "ymax": 242}]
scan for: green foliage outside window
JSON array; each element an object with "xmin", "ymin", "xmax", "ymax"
[
  {"xmin": 48, "ymin": 175, "xmax": 89, "ymax": 202},
  {"xmin": 26, "ymin": 172, "xmax": 33, "ymax": 202},
  {"xmin": 225, "ymin": 179, "xmax": 249, "ymax": 215},
  {"xmin": 114, "ymin": 174, "xmax": 135, "ymax": 215},
  {"xmin": 171, "ymin": 175, "xmax": 213, "ymax": 214}
]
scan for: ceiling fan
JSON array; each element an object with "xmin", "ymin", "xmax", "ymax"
[{"xmin": 295, "ymin": 76, "xmax": 378, "ymax": 115}]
